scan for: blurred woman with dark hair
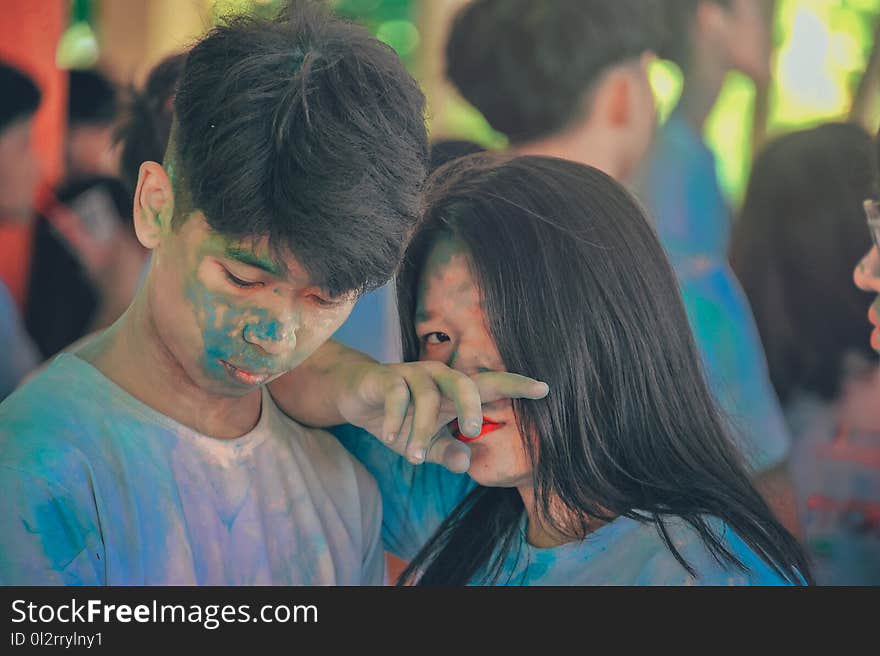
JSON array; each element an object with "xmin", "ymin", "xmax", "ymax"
[
  {"xmin": 0, "ymin": 61, "xmax": 43, "ymax": 399},
  {"xmin": 330, "ymin": 154, "xmax": 811, "ymax": 585},
  {"xmin": 732, "ymin": 122, "xmax": 880, "ymax": 584}
]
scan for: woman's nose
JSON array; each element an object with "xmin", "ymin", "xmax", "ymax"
[{"xmin": 448, "ymin": 352, "xmax": 498, "ymax": 377}]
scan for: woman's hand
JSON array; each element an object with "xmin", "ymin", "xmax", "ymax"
[
  {"xmin": 269, "ymin": 341, "xmax": 549, "ymax": 473},
  {"xmin": 335, "ymin": 360, "xmax": 549, "ymax": 471}
]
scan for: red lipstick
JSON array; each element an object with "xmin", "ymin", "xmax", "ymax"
[{"xmin": 450, "ymin": 417, "xmax": 504, "ymax": 443}]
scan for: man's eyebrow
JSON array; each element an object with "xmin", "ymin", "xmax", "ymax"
[{"xmin": 224, "ymin": 247, "xmax": 284, "ymax": 276}]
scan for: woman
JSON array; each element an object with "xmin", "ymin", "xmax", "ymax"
[
  {"xmin": 731, "ymin": 123, "xmax": 880, "ymax": 584},
  {"xmin": 328, "ymin": 154, "xmax": 810, "ymax": 585},
  {"xmin": 732, "ymin": 123, "xmax": 878, "ymax": 407},
  {"xmin": 731, "ymin": 123, "xmax": 880, "ymax": 585}
]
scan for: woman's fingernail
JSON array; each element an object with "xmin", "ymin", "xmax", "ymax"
[{"xmin": 384, "ymin": 432, "xmax": 396, "ymax": 444}]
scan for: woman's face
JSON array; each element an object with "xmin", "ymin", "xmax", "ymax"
[
  {"xmin": 414, "ymin": 234, "xmax": 532, "ymax": 488},
  {"xmin": 854, "ymin": 242, "xmax": 880, "ymax": 353}
]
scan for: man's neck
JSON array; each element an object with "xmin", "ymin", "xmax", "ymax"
[
  {"xmin": 677, "ymin": 50, "xmax": 728, "ymax": 133},
  {"xmin": 513, "ymin": 126, "xmax": 626, "ymax": 182},
  {"xmin": 77, "ymin": 291, "xmax": 262, "ymax": 439}
]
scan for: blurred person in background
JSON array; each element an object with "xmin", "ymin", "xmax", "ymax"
[
  {"xmin": 855, "ymin": 132, "xmax": 880, "ymax": 355},
  {"xmin": 65, "ymin": 68, "xmax": 121, "ymax": 182},
  {"xmin": 445, "ymin": 0, "xmax": 799, "ymax": 535},
  {"xmin": 26, "ymin": 176, "xmax": 148, "ymax": 358},
  {"xmin": 24, "ymin": 66, "xmax": 140, "ymax": 359},
  {"xmin": 633, "ymin": 0, "xmax": 800, "ymax": 534},
  {"xmin": 732, "ymin": 122, "xmax": 880, "ymax": 584},
  {"xmin": 0, "ymin": 61, "xmax": 42, "ymax": 399},
  {"xmin": 447, "ymin": 0, "xmax": 658, "ymax": 184}
]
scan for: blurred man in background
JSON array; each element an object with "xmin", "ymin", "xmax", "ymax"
[
  {"xmin": 0, "ymin": 62, "xmax": 42, "ymax": 400},
  {"xmin": 635, "ymin": 0, "xmax": 799, "ymax": 533},
  {"xmin": 65, "ymin": 68, "xmax": 120, "ymax": 181}
]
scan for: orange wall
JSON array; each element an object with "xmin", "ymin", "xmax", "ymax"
[{"xmin": 0, "ymin": 1, "xmax": 67, "ymax": 309}]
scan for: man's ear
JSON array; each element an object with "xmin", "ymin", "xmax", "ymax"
[
  {"xmin": 133, "ymin": 161, "xmax": 174, "ymax": 250},
  {"xmin": 604, "ymin": 71, "xmax": 632, "ymax": 128},
  {"xmin": 695, "ymin": 0, "xmax": 728, "ymax": 38}
]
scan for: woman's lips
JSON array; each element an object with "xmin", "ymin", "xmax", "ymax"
[{"xmin": 449, "ymin": 417, "xmax": 505, "ymax": 443}]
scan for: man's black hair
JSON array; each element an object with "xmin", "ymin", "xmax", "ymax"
[
  {"xmin": 445, "ymin": 0, "xmax": 661, "ymax": 144},
  {"xmin": 0, "ymin": 61, "xmax": 41, "ymax": 134},
  {"xmin": 68, "ymin": 69, "xmax": 119, "ymax": 126},
  {"xmin": 171, "ymin": 0, "xmax": 429, "ymax": 298},
  {"xmin": 656, "ymin": 0, "xmax": 732, "ymax": 66}
]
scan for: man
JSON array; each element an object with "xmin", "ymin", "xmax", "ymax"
[
  {"xmin": 0, "ymin": 62, "xmax": 43, "ymax": 400},
  {"xmin": 429, "ymin": 0, "xmax": 800, "ymax": 536},
  {"xmin": 634, "ymin": 0, "xmax": 799, "ymax": 533},
  {"xmin": 0, "ymin": 1, "xmax": 431, "ymax": 585},
  {"xmin": 446, "ymin": 0, "xmax": 659, "ymax": 182}
]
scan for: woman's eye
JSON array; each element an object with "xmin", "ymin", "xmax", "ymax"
[
  {"xmin": 224, "ymin": 270, "xmax": 260, "ymax": 288},
  {"xmin": 423, "ymin": 332, "xmax": 451, "ymax": 345}
]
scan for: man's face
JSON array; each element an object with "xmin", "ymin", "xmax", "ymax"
[
  {"xmin": 723, "ymin": 0, "xmax": 772, "ymax": 84},
  {"xmin": 0, "ymin": 117, "xmax": 40, "ymax": 220},
  {"xmin": 146, "ymin": 211, "xmax": 356, "ymax": 396}
]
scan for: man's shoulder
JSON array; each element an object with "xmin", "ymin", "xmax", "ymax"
[
  {"xmin": 0, "ymin": 353, "xmax": 103, "ymax": 427},
  {"xmin": 265, "ymin": 406, "xmax": 380, "ymax": 496},
  {"xmin": 0, "ymin": 355, "xmax": 115, "ymax": 483}
]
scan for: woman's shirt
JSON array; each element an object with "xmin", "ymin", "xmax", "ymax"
[{"xmin": 332, "ymin": 424, "xmax": 794, "ymax": 585}]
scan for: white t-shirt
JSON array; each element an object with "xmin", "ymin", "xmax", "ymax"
[{"xmin": 0, "ymin": 353, "xmax": 384, "ymax": 585}]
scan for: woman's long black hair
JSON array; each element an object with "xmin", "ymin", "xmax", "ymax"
[
  {"xmin": 731, "ymin": 122, "xmax": 878, "ymax": 404},
  {"xmin": 396, "ymin": 154, "xmax": 812, "ymax": 585}
]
